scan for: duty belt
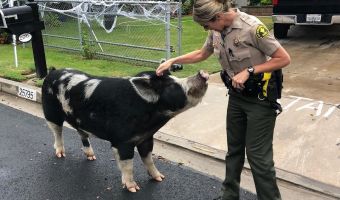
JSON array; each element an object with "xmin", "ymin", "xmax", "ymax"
[{"xmin": 220, "ymin": 70, "xmax": 283, "ymax": 115}]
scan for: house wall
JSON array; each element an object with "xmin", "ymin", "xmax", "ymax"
[{"xmin": 240, "ymin": 5, "xmax": 273, "ymax": 16}]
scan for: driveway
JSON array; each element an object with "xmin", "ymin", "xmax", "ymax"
[
  {"xmin": 0, "ymin": 102, "xmax": 257, "ymax": 200},
  {"xmin": 280, "ymin": 24, "xmax": 340, "ymax": 104}
]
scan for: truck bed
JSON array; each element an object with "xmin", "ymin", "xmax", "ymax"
[
  {"xmin": 273, "ymin": 0, "xmax": 340, "ymax": 14},
  {"xmin": 272, "ymin": 0, "xmax": 340, "ymax": 38}
]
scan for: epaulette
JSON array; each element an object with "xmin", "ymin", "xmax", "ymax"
[{"xmin": 239, "ymin": 12, "xmax": 261, "ymax": 27}]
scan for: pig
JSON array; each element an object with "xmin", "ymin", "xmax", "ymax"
[{"xmin": 42, "ymin": 68, "xmax": 209, "ymax": 192}]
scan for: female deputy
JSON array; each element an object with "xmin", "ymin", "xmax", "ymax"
[{"xmin": 156, "ymin": 0, "xmax": 290, "ymax": 199}]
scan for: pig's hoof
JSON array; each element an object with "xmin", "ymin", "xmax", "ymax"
[
  {"xmin": 149, "ymin": 171, "xmax": 165, "ymax": 182},
  {"xmin": 82, "ymin": 147, "xmax": 96, "ymax": 161},
  {"xmin": 55, "ymin": 149, "xmax": 66, "ymax": 158},
  {"xmin": 87, "ymin": 155, "xmax": 96, "ymax": 161},
  {"xmin": 153, "ymin": 173, "xmax": 165, "ymax": 182},
  {"xmin": 54, "ymin": 144, "xmax": 65, "ymax": 158},
  {"xmin": 123, "ymin": 181, "xmax": 140, "ymax": 193}
]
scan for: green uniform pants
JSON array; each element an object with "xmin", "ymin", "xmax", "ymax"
[{"xmin": 222, "ymin": 93, "xmax": 281, "ymax": 200}]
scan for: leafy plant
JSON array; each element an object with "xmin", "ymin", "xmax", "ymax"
[
  {"xmin": 0, "ymin": 31, "xmax": 8, "ymax": 38},
  {"xmin": 260, "ymin": 0, "xmax": 272, "ymax": 5},
  {"xmin": 81, "ymin": 30, "xmax": 95, "ymax": 60},
  {"xmin": 182, "ymin": 0, "xmax": 194, "ymax": 15},
  {"xmin": 250, "ymin": 0, "xmax": 272, "ymax": 5},
  {"xmin": 0, "ymin": 30, "xmax": 10, "ymax": 44}
]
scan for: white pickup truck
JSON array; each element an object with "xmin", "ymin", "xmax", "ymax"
[{"xmin": 272, "ymin": 0, "xmax": 340, "ymax": 38}]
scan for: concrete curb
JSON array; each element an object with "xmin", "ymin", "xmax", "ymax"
[
  {"xmin": 0, "ymin": 77, "xmax": 42, "ymax": 103},
  {"xmin": 1, "ymin": 77, "xmax": 339, "ymax": 199}
]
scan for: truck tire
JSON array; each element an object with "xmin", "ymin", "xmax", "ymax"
[{"xmin": 274, "ymin": 24, "xmax": 290, "ymax": 39}]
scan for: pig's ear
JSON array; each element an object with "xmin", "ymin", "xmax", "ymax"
[{"xmin": 130, "ymin": 77, "xmax": 159, "ymax": 103}]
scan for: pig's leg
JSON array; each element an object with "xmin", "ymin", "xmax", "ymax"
[
  {"xmin": 137, "ymin": 137, "xmax": 165, "ymax": 182},
  {"xmin": 77, "ymin": 129, "xmax": 96, "ymax": 160},
  {"xmin": 43, "ymin": 91, "xmax": 65, "ymax": 158},
  {"xmin": 112, "ymin": 145, "xmax": 140, "ymax": 192},
  {"xmin": 46, "ymin": 121, "xmax": 65, "ymax": 158}
]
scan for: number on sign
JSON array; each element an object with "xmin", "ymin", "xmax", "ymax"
[{"xmin": 17, "ymin": 87, "xmax": 37, "ymax": 101}]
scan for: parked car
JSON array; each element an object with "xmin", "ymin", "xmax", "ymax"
[{"xmin": 272, "ymin": 0, "xmax": 340, "ymax": 38}]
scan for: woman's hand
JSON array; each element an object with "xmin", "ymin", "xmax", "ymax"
[
  {"xmin": 232, "ymin": 69, "xmax": 250, "ymax": 90},
  {"xmin": 156, "ymin": 59, "xmax": 173, "ymax": 76}
]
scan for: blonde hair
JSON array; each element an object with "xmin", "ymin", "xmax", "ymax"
[{"xmin": 193, "ymin": 0, "xmax": 230, "ymax": 25}]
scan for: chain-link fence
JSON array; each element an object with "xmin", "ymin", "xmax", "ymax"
[{"xmin": 36, "ymin": 0, "xmax": 182, "ymax": 67}]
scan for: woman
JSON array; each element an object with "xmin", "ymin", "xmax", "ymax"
[{"xmin": 156, "ymin": 0, "xmax": 290, "ymax": 199}]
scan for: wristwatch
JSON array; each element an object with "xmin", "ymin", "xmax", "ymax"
[{"xmin": 247, "ymin": 66, "xmax": 255, "ymax": 76}]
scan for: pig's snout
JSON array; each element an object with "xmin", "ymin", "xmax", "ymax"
[{"xmin": 198, "ymin": 70, "xmax": 209, "ymax": 81}]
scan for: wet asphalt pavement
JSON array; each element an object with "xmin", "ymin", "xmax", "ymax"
[{"xmin": 0, "ymin": 103, "xmax": 256, "ymax": 200}]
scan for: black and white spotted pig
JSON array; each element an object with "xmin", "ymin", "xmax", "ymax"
[{"xmin": 41, "ymin": 68, "xmax": 209, "ymax": 192}]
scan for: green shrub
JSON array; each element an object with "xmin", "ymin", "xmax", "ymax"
[
  {"xmin": 81, "ymin": 30, "xmax": 95, "ymax": 60},
  {"xmin": 182, "ymin": 0, "xmax": 194, "ymax": 15},
  {"xmin": 249, "ymin": 0, "xmax": 272, "ymax": 6},
  {"xmin": 260, "ymin": 0, "xmax": 272, "ymax": 5}
]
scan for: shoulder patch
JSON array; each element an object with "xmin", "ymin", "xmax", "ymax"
[{"xmin": 255, "ymin": 25, "xmax": 269, "ymax": 39}]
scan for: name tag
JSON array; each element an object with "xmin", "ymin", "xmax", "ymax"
[{"xmin": 18, "ymin": 86, "xmax": 37, "ymax": 101}]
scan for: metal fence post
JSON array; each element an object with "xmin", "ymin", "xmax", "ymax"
[
  {"xmin": 165, "ymin": 0, "xmax": 171, "ymax": 60},
  {"xmin": 177, "ymin": 0, "xmax": 182, "ymax": 57},
  {"xmin": 77, "ymin": 14, "xmax": 82, "ymax": 48}
]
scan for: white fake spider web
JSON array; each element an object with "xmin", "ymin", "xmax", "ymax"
[{"xmin": 38, "ymin": 0, "xmax": 180, "ymax": 33}]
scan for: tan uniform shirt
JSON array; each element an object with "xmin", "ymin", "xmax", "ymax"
[{"xmin": 203, "ymin": 9, "xmax": 281, "ymax": 77}]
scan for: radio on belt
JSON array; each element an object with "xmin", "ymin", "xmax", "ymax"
[{"xmin": 0, "ymin": 0, "xmax": 47, "ymax": 78}]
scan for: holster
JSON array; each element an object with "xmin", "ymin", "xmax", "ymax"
[
  {"xmin": 243, "ymin": 73, "xmax": 263, "ymax": 96},
  {"xmin": 267, "ymin": 69, "xmax": 283, "ymax": 114},
  {"xmin": 220, "ymin": 70, "xmax": 233, "ymax": 90},
  {"xmin": 266, "ymin": 69, "xmax": 283, "ymax": 102}
]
